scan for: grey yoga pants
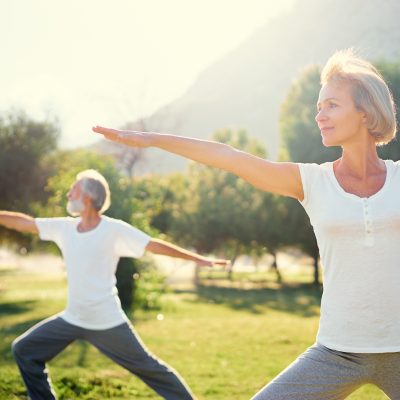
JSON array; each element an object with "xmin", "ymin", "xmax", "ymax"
[
  {"xmin": 252, "ymin": 343, "xmax": 400, "ymax": 399},
  {"xmin": 11, "ymin": 315, "xmax": 195, "ymax": 400}
]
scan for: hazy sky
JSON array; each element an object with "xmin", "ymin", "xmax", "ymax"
[{"xmin": 1, "ymin": 0, "xmax": 295, "ymax": 147}]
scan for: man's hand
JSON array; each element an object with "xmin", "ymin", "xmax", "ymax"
[{"xmin": 92, "ymin": 126, "xmax": 152, "ymax": 148}]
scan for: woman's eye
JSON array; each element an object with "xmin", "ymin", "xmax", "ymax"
[{"xmin": 329, "ymin": 103, "xmax": 338, "ymax": 108}]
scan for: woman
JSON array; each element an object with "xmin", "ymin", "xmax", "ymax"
[{"xmin": 93, "ymin": 49, "xmax": 400, "ymax": 398}]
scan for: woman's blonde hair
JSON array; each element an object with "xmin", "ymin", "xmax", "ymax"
[{"xmin": 321, "ymin": 49, "xmax": 397, "ymax": 145}]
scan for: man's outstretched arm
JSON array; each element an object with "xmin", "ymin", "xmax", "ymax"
[
  {"xmin": 146, "ymin": 238, "xmax": 229, "ymax": 267},
  {"xmin": 0, "ymin": 211, "xmax": 38, "ymax": 234}
]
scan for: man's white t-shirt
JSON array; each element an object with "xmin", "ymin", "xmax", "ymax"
[
  {"xmin": 299, "ymin": 159, "xmax": 400, "ymax": 353},
  {"xmin": 35, "ymin": 215, "xmax": 150, "ymax": 330}
]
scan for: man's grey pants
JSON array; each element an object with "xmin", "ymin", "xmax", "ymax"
[
  {"xmin": 11, "ymin": 315, "xmax": 195, "ymax": 400},
  {"xmin": 252, "ymin": 343, "xmax": 400, "ymax": 399}
]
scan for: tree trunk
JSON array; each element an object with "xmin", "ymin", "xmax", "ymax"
[
  {"xmin": 194, "ymin": 264, "xmax": 200, "ymax": 285},
  {"xmin": 227, "ymin": 256, "xmax": 237, "ymax": 281},
  {"xmin": 271, "ymin": 251, "xmax": 282, "ymax": 283},
  {"xmin": 313, "ymin": 253, "xmax": 319, "ymax": 286}
]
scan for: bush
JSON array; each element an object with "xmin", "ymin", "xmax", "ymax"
[
  {"xmin": 116, "ymin": 257, "xmax": 167, "ymax": 313},
  {"xmin": 133, "ymin": 258, "xmax": 168, "ymax": 311}
]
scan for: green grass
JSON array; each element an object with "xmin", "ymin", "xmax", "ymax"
[{"xmin": 0, "ymin": 265, "xmax": 388, "ymax": 399}]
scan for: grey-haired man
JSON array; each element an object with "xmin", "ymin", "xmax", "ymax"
[{"xmin": 0, "ymin": 169, "xmax": 229, "ymax": 400}]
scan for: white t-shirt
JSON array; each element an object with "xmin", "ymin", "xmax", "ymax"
[
  {"xmin": 299, "ymin": 159, "xmax": 400, "ymax": 353},
  {"xmin": 35, "ymin": 215, "xmax": 151, "ymax": 330}
]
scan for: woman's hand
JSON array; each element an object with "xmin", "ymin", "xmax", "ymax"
[{"xmin": 92, "ymin": 125, "xmax": 153, "ymax": 148}]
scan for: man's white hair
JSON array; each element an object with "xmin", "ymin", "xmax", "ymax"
[{"xmin": 76, "ymin": 169, "xmax": 111, "ymax": 214}]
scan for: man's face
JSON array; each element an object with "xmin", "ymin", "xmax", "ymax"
[{"xmin": 66, "ymin": 181, "xmax": 85, "ymax": 216}]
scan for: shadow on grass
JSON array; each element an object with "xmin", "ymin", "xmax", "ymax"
[
  {"xmin": 0, "ymin": 315, "xmax": 46, "ymax": 362},
  {"xmin": 0, "ymin": 266, "xmax": 19, "ymax": 275},
  {"xmin": 190, "ymin": 281, "xmax": 322, "ymax": 317},
  {"xmin": 76, "ymin": 340, "xmax": 89, "ymax": 367},
  {"xmin": 0, "ymin": 299, "xmax": 37, "ymax": 316}
]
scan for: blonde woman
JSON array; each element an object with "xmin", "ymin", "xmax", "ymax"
[{"xmin": 93, "ymin": 49, "xmax": 400, "ymax": 398}]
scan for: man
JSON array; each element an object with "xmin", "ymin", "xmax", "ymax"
[{"xmin": 0, "ymin": 169, "xmax": 229, "ymax": 400}]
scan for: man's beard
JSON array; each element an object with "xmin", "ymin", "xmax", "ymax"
[{"xmin": 66, "ymin": 198, "xmax": 85, "ymax": 216}]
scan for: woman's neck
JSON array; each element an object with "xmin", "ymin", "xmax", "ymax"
[{"xmin": 336, "ymin": 139, "xmax": 383, "ymax": 179}]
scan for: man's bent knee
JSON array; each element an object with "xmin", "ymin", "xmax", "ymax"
[{"xmin": 11, "ymin": 336, "xmax": 28, "ymax": 360}]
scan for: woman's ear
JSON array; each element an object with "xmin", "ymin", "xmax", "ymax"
[{"xmin": 361, "ymin": 111, "xmax": 368, "ymax": 125}]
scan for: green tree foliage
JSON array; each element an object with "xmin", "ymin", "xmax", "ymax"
[
  {"xmin": 279, "ymin": 66, "xmax": 339, "ymax": 284},
  {"xmin": 166, "ymin": 129, "xmax": 288, "ymax": 280},
  {"xmin": 132, "ymin": 173, "xmax": 186, "ymax": 236},
  {"xmin": 42, "ymin": 149, "xmax": 149, "ymax": 225},
  {"xmin": 280, "ymin": 67, "xmax": 319, "ymax": 284},
  {"xmin": 375, "ymin": 61, "xmax": 400, "ymax": 159},
  {"xmin": 280, "ymin": 65, "xmax": 341, "ymax": 164},
  {"xmin": 249, "ymin": 193, "xmax": 289, "ymax": 282},
  {"xmin": 0, "ymin": 110, "xmax": 59, "ymax": 246},
  {"xmin": 171, "ymin": 130, "xmax": 264, "ymax": 258},
  {"xmin": 282, "ymin": 197, "xmax": 320, "ymax": 284}
]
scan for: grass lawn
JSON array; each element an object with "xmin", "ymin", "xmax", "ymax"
[{"xmin": 0, "ymin": 265, "xmax": 389, "ymax": 399}]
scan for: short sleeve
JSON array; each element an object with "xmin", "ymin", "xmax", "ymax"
[
  {"xmin": 297, "ymin": 163, "xmax": 321, "ymax": 208},
  {"xmin": 113, "ymin": 220, "xmax": 151, "ymax": 258},
  {"xmin": 35, "ymin": 217, "xmax": 74, "ymax": 246}
]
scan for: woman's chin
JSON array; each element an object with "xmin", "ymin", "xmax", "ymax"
[{"xmin": 321, "ymin": 137, "xmax": 338, "ymax": 148}]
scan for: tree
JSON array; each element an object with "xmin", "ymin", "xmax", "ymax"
[
  {"xmin": 283, "ymin": 197, "xmax": 320, "ymax": 284},
  {"xmin": 280, "ymin": 65, "xmax": 341, "ymax": 164},
  {"xmin": 249, "ymin": 192, "xmax": 289, "ymax": 282},
  {"xmin": 375, "ymin": 61, "xmax": 400, "ymax": 160},
  {"xmin": 168, "ymin": 129, "xmax": 273, "ymax": 279},
  {"xmin": 0, "ymin": 110, "xmax": 59, "ymax": 247},
  {"xmin": 131, "ymin": 173, "xmax": 186, "ymax": 236},
  {"xmin": 279, "ymin": 66, "xmax": 335, "ymax": 284}
]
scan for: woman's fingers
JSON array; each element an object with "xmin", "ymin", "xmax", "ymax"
[
  {"xmin": 92, "ymin": 125, "xmax": 127, "ymax": 143},
  {"xmin": 92, "ymin": 125, "xmax": 118, "ymax": 137},
  {"xmin": 92, "ymin": 125, "xmax": 152, "ymax": 148}
]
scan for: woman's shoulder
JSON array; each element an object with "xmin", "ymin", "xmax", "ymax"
[
  {"xmin": 298, "ymin": 161, "xmax": 333, "ymax": 176},
  {"xmin": 385, "ymin": 159, "xmax": 400, "ymax": 179},
  {"xmin": 386, "ymin": 159, "xmax": 400, "ymax": 167}
]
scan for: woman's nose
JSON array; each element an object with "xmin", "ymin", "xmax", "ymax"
[{"xmin": 315, "ymin": 109, "xmax": 326, "ymax": 123}]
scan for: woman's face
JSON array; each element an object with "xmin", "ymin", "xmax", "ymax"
[{"xmin": 315, "ymin": 80, "xmax": 366, "ymax": 147}]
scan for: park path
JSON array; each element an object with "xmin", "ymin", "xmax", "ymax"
[
  {"xmin": 0, "ymin": 247, "xmax": 310, "ymax": 286},
  {"xmin": 0, "ymin": 247, "xmax": 197, "ymax": 284}
]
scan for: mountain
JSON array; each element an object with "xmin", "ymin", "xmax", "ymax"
[{"xmin": 104, "ymin": 0, "xmax": 400, "ymax": 174}]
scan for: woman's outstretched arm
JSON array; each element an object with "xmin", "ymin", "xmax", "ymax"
[{"xmin": 92, "ymin": 126, "xmax": 304, "ymax": 200}]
